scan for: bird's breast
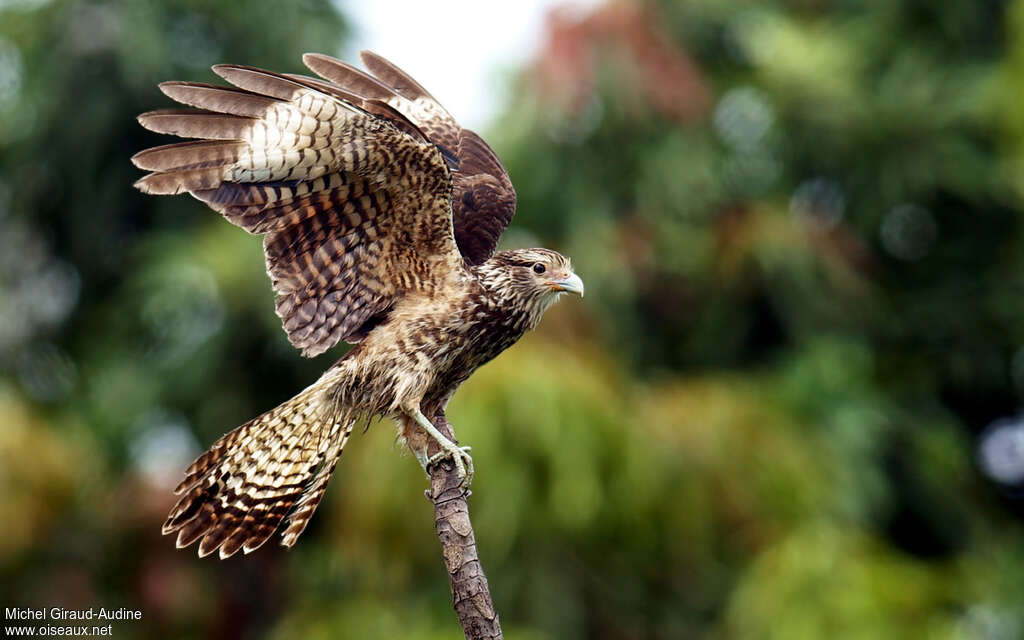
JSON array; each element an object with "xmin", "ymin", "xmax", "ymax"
[{"xmin": 338, "ymin": 283, "xmax": 531, "ymax": 414}]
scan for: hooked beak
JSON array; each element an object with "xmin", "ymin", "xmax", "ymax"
[{"xmin": 546, "ymin": 272, "xmax": 585, "ymax": 297}]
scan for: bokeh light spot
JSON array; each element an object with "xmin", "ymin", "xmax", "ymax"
[
  {"xmin": 130, "ymin": 409, "xmax": 200, "ymax": 489},
  {"xmin": 880, "ymin": 203, "xmax": 937, "ymax": 261},
  {"xmin": 0, "ymin": 36, "xmax": 22, "ymax": 108},
  {"xmin": 713, "ymin": 86, "xmax": 774, "ymax": 150},
  {"xmin": 790, "ymin": 177, "xmax": 845, "ymax": 231},
  {"xmin": 978, "ymin": 416, "xmax": 1024, "ymax": 486}
]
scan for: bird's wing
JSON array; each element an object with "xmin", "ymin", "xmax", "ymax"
[
  {"xmin": 133, "ymin": 62, "xmax": 466, "ymax": 357},
  {"xmin": 303, "ymin": 52, "xmax": 517, "ymax": 266}
]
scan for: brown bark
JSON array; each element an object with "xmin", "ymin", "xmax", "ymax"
[{"xmin": 426, "ymin": 412, "xmax": 503, "ymax": 640}]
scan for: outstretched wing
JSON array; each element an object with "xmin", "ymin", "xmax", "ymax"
[
  {"xmin": 303, "ymin": 51, "xmax": 517, "ymax": 266},
  {"xmin": 133, "ymin": 61, "xmax": 464, "ymax": 357}
]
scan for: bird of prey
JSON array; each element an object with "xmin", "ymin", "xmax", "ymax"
[{"xmin": 132, "ymin": 52, "xmax": 584, "ymax": 559}]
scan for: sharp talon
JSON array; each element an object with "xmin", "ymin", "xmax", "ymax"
[
  {"xmin": 427, "ymin": 444, "xmax": 474, "ymax": 487},
  {"xmin": 406, "ymin": 408, "xmax": 475, "ymax": 487}
]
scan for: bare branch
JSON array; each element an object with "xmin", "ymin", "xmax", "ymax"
[{"xmin": 426, "ymin": 413, "xmax": 503, "ymax": 640}]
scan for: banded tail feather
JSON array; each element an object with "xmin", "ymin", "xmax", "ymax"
[{"xmin": 163, "ymin": 373, "xmax": 353, "ymax": 558}]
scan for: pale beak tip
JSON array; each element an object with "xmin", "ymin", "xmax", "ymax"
[{"xmin": 548, "ymin": 272, "xmax": 584, "ymax": 297}]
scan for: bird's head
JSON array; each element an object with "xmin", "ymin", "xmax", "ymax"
[{"xmin": 479, "ymin": 248, "xmax": 583, "ymax": 325}]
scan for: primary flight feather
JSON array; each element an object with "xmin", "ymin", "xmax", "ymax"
[{"xmin": 133, "ymin": 51, "xmax": 583, "ymax": 559}]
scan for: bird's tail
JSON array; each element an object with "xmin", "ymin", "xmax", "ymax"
[{"xmin": 162, "ymin": 371, "xmax": 354, "ymax": 558}]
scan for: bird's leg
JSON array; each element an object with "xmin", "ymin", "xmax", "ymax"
[{"xmin": 408, "ymin": 408, "xmax": 474, "ymax": 486}]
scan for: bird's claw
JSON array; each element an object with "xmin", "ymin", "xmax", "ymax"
[
  {"xmin": 428, "ymin": 444, "xmax": 474, "ymax": 487},
  {"xmin": 407, "ymin": 409, "xmax": 475, "ymax": 487}
]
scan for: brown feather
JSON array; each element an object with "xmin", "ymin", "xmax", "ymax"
[
  {"xmin": 303, "ymin": 53, "xmax": 397, "ymax": 100},
  {"xmin": 159, "ymin": 81, "xmax": 282, "ymax": 117},
  {"xmin": 193, "ymin": 173, "xmax": 352, "ymax": 230},
  {"xmin": 161, "ymin": 375, "xmax": 354, "ymax": 558},
  {"xmin": 211, "ymin": 64, "xmax": 311, "ymax": 101},
  {"xmin": 451, "ymin": 131, "xmax": 517, "ymax": 264},
  {"xmin": 131, "ymin": 140, "xmax": 246, "ymax": 172},
  {"xmin": 359, "ymin": 50, "xmax": 437, "ymax": 102},
  {"xmin": 350, "ymin": 53, "xmax": 516, "ymax": 262},
  {"xmin": 296, "ymin": 58, "xmax": 429, "ymax": 144},
  {"xmin": 137, "ymin": 110, "xmax": 254, "ymax": 140},
  {"xmin": 218, "ymin": 524, "xmax": 251, "ymax": 557},
  {"xmin": 174, "ymin": 503, "xmax": 217, "ymax": 548},
  {"xmin": 134, "ymin": 168, "xmax": 225, "ymax": 195}
]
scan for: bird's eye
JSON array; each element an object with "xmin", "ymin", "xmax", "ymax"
[{"xmin": 532, "ymin": 263, "xmax": 546, "ymax": 275}]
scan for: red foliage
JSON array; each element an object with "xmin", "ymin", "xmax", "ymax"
[{"xmin": 533, "ymin": 2, "xmax": 710, "ymax": 122}]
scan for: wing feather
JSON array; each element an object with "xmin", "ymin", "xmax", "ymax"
[
  {"xmin": 302, "ymin": 54, "xmax": 398, "ymax": 101},
  {"xmin": 134, "ymin": 167, "xmax": 226, "ymax": 195},
  {"xmin": 357, "ymin": 51, "xmax": 461, "ymax": 155},
  {"xmin": 158, "ymin": 82, "xmax": 282, "ymax": 117},
  {"xmin": 308, "ymin": 52, "xmax": 519, "ymax": 265},
  {"xmin": 211, "ymin": 64, "xmax": 313, "ymax": 100},
  {"xmin": 290, "ymin": 61, "xmax": 430, "ymax": 145},
  {"xmin": 137, "ymin": 110, "xmax": 255, "ymax": 140},
  {"xmin": 134, "ymin": 56, "xmax": 461, "ymax": 356},
  {"xmin": 131, "ymin": 139, "xmax": 247, "ymax": 172}
]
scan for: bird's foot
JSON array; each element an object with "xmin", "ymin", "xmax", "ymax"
[
  {"xmin": 407, "ymin": 408, "xmax": 475, "ymax": 488},
  {"xmin": 427, "ymin": 444, "xmax": 474, "ymax": 487}
]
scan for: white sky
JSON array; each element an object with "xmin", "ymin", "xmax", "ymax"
[{"xmin": 341, "ymin": 0, "xmax": 600, "ymax": 130}]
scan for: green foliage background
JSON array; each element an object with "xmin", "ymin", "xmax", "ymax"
[{"xmin": 2, "ymin": 0, "xmax": 1024, "ymax": 638}]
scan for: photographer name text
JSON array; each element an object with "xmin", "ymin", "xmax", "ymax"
[{"xmin": 5, "ymin": 607, "xmax": 141, "ymax": 622}]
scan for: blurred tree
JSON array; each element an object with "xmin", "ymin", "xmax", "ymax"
[{"xmin": 488, "ymin": 0, "xmax": 1024, "ymax": 636}]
